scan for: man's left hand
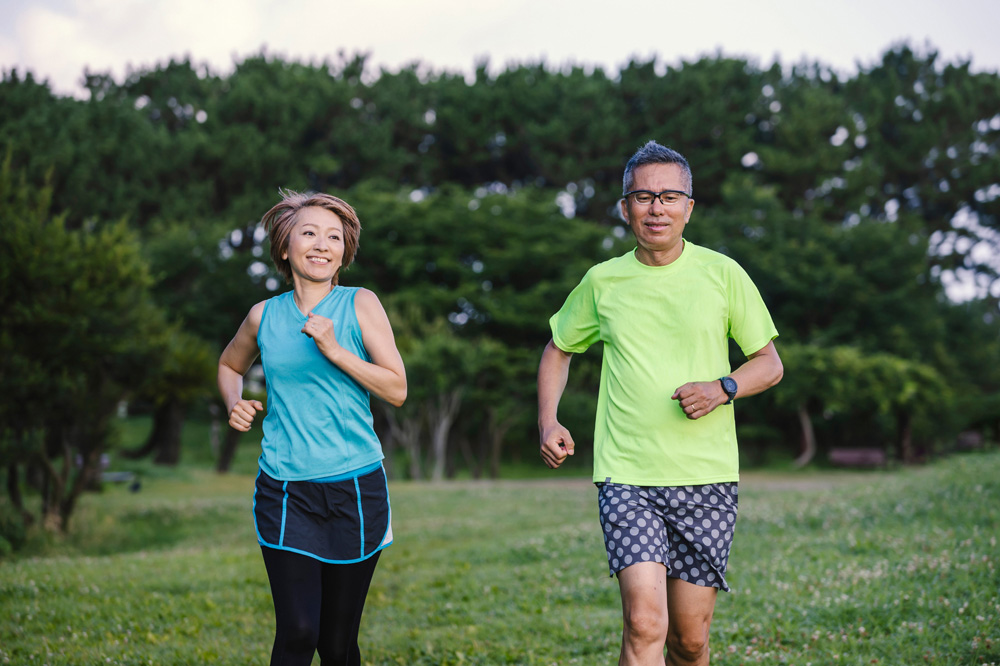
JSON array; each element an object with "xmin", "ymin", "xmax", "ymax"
[{"xmin": 671, "ymin": 381, "xmax": 727, "ymax": 420}]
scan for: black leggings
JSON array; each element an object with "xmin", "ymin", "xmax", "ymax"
[{"xmin": 261, "ymin": 546, "xmax": 381, "ymax": 666}]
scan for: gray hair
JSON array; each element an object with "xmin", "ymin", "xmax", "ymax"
[{"xmin": 622, "ymin": 141, "xmax": 693, "ymax": 196}]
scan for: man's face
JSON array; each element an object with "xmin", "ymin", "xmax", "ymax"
[{"xmin": 620, "ymin": 163, "xmax": 695, "ymax": 265}]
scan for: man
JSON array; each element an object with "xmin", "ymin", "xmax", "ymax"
[{"xmin": 537, "ymin": 141, "xmax": 783, "ymax": 666}]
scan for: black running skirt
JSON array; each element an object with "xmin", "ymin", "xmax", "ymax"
[{"xmin": 253, "ymin": 465, "xmax": 392, "ymax": 563}]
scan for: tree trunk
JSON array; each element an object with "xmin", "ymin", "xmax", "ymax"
[
  {"xmin": 445, "ymin": 436, "xmax": 459, "ymax": 479},
  {"xmin": 487, "ymin": 407, "xmax": 518, "ymax": 479},
  {"xmin": 404, "ymin": 418, "xmax": 423, "ymax": 480},
  {"xmin": 208, "ymin": 403, "xmax": 222, "ymax": 460},
  {"xmin": 36, "ymin": 436, "xmax": 69, "ymax": 532},
  {"xmin": 428, "ymin": 390, "xmax": 462, "ymax": 481},
  {"xmin": 897, "ymin": 411, "xmax": 913, "ymax": 464},
  {"xmin": 216, "ymin": 427, "xmax": 242, "ymax": 474},
  {"xmin": 38, "ymin": 431, "xmax": 65, "ymax": 527},
  {"xmin": 151, "ymin": 399, "xmax": 186, "ymax": 465},
  {"xmin": 793, "ymin": 404, "xmax": 817, "ymax": 468},
  {"xmin": 60, "ymin": 442, "xmax": 102, "ymax": 533},
  {"xmin": 120, "ymin": 432, "xmax": 157, "ymax": 459},
  {"xmin": 455, "ymin": 434, "xmax": 481, "ymax": 478},
  {"xmin": 380, "ymin": 404, "xmax": 422, "ymax": 479},
  {"xmin": 6, "ymin": 462, "xmax": 34, "ymax": 526},
  {"xmin": 121, "ymin": 399, "xmax": 186, "ymax": 463}
]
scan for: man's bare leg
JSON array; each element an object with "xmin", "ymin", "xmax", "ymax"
[
  {"xmin": 664, "ymin": 577, "xmax": 717, "ymax": 666},
  {"xmin": 617, "ymin": 562, "xmax": 669, "ymax": 666}
]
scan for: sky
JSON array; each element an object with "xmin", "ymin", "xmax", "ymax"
[{"xmin": 1, "ymin": 0, "xmax": 999, "ymax": 97}]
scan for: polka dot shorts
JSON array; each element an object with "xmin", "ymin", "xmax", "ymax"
[{"xmin": 597, "ymin": 482, "xmax": 738, "ymax": 591}]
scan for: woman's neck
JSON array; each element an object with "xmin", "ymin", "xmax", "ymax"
[{"xmin": 291, "ymin": 278, "xmax": 336, "ymax": 315}]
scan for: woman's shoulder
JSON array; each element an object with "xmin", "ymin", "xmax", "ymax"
[
  {"xmin": 351, "ymin": 287, "xmax": 385, "ymax": 312},
  {"xmin": 247, "ymin": 299, "xmax": 269, "ymax": 326},
  {"xmin": 350, "ymin": 288, "xmax": 389, "ymax": 322},
  {"xmin": 351, "ymin": 286, "xmax": 378, "ymax": 302}
]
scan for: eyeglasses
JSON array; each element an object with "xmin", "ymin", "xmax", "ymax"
[{"xmin": 623, "ymin": 189, "xmax": 692, "ymax": 206}]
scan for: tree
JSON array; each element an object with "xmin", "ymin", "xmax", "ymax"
[
  {"xmin": 844, "ymin": 44, "xmax": 1000, "ymax": 299},
  {"xmin": 0, "ymin": 159, "xmax": 168, "ymax": 531},
  {"xmin": 123, "ymin": 325, "xmax": 215, "ymax": 465},
  {"xmin": 774, "ymin": 344, "xmax": 951, "ymax": 465},
  {"xmin": 130, "ymin": 217, "xmax": 274, "ymax": 469},
  {"xmin": 454, "ymin": 342, "xmax": 537, "ymax": 479},
  {"xmin": 690, "ymin": 174, "xmax": 996, "ymax": 461},
  {"xmin": 4, "ymin": 45, "xmax": 998, "ymax": 477}
]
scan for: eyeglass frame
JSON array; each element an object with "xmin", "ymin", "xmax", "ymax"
[{"xmin": 622, "ymin": 189, "xmax": 693, "ymax": 206}]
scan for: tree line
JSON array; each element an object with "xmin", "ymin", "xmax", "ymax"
[{"xmin": 1, "ymin": 43, "xmax": 999, "ymax": 536}]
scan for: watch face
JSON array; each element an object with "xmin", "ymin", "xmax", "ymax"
[{"xmin": 722, "ymin": 377, "xmax": 737, "ymax": 395}]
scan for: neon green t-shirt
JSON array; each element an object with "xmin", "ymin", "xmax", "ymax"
[{"xmin": 549, "ymin": 242, "xmax": 778, "ymax": 486}]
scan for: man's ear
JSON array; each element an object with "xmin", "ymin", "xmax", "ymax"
[{"xmin": 684, "ymin": 198, "xmax": 695, "ymax": 222}]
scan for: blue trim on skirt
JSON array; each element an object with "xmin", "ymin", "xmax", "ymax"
[{"xmin": 253, "ymin": 464, "xmax": 392, "ymax": 564}]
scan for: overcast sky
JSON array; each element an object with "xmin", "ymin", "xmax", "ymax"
[{"xmin": 1, "ymin": 0, "xmax": 998, "ymax": 97}]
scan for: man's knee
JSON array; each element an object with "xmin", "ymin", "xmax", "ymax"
[
  {"xmin": 666, "ymin": 627, "xmax": 709, "ymax": 661},
  {"xmin": 623, "ymin": 605, "xmax": 669, "ymax": 643}
]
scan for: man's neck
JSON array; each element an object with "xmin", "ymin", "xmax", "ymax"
[{"xmin": 635, "ymin": 239, "xmax": 685, "ymax": 267}]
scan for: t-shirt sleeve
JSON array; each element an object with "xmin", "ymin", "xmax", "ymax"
[
  {"xmin": 727, "ymin": 263, "xmax": 779, "ymax": 356},
  {"xmin": 549, "ymin": 270, "xmax": 601, "ymax": 354}
]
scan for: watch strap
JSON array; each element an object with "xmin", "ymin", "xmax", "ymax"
[{"xmin": 719, "ymin": 377, "xmax": 737, "ymax": 405}]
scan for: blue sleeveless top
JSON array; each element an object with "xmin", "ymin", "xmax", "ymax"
[{"xmin": 256, "ymin": 287, "xmax": 384, "ymax": 480}]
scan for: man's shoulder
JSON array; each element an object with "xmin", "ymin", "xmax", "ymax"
[
  {"xmin": 582, "ymin": 251, "xmax": 637, "ymax": 280},
  {"xmin": 686, "ymin": 242, "xmax": 737, "ymax": 264},
  {"xmin": 685, "ymin": 242, "xmax": 750, "ymax": 276}
]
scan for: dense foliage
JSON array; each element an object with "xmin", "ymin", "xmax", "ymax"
[{"xmin": 1, "ymin": 43, "xmax": 999, "ymax": 530}]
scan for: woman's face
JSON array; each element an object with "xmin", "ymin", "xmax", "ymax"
[{"xmin": 281, "ymin": 206, "xmax": 346, "ymax": 285}]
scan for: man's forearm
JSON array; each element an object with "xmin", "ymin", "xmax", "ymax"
[
  {"xmin": 729, "ymin": 341, "xmax": 783, "ymax": 400},
  {"xmin": 537, "ymin": 339, "xmax": 573, "ymax": 426}
]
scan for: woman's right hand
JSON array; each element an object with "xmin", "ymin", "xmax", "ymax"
[{"xmin": 229, "ymin": 399, "xmax": 263, "ymax": 432}]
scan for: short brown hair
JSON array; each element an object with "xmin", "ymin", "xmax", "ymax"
[{"xmin": 261, "ymin": 190, "xmax": 361, "ymax": 284}]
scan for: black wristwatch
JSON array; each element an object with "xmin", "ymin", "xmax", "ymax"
[{"xmin": 719, "ymin": 376, "xmax": 738, "ymax": 405}]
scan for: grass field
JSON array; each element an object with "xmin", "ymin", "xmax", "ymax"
[{"xmin": 1, "ymin": 450, "xmax": 998, "ymax": 665}]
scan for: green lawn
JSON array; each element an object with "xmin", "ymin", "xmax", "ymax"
[{"xmin": 1, "ymin": 451, "xmax": 998, "ymax": 665}]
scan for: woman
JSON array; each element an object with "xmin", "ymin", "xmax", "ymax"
[{"xmin": 218, "ymin": 190, "xmax": 406, "ymax": 666}]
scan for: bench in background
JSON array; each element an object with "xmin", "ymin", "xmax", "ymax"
[{"xmin": 828, "ymin": 447, "xmax": 887, "ymax": 468}]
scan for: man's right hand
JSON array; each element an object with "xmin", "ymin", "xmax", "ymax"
[
  {"xmin": 539, "ymin": 423, "xmax": 575, "ymax": 469},
  {"xmin": 228, "ymin": 399, "xmax": 263, "ymax": 432}
]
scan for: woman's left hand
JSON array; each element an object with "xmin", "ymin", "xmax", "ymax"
[{"xmin": 302, "ymin": 312, "xmax": 341, "ymax": 357}]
